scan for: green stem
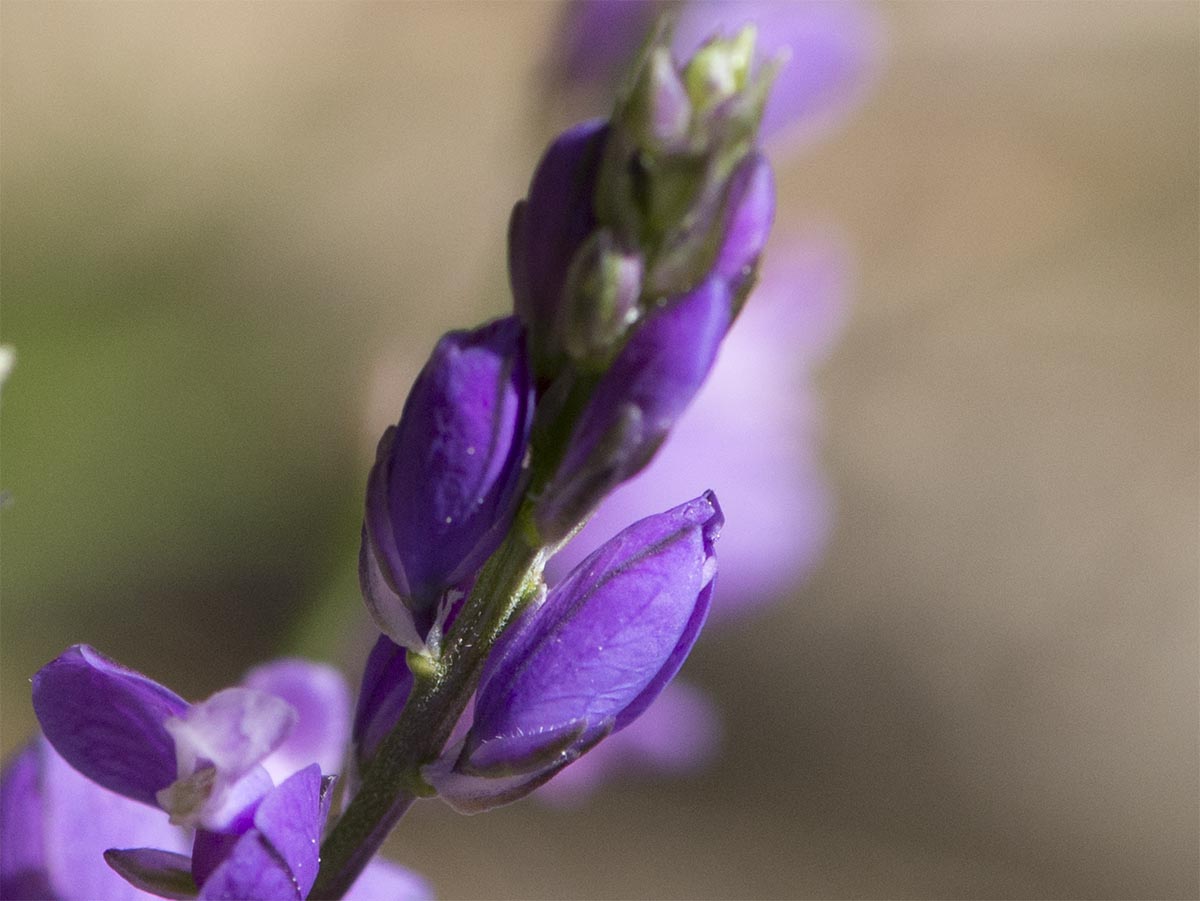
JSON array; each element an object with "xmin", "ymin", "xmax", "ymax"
[{"xmin": 309, "ymin": 522, "xmax": 543, "ymax": 899}]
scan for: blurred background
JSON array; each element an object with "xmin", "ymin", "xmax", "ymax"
[{"xmin": 2, "ymin": 2, "xmax": 1196, "ymax": 898}]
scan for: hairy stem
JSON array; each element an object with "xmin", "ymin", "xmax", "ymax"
[{"xmin": 310, "ymin": 522, "xmax": 543, "ymax": 899}]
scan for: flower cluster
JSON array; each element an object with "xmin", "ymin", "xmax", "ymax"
[{"xmin": 2, "ymin": 22, "xmax": 782, "ymax": 901}]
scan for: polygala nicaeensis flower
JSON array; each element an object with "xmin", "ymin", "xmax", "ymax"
[
  {"xmin": 24, "ymin": 645, "xmax": 425, "ymax": 900},
  {"xmin": 361, "ymin": 316, "xmax": 535, "ymax": 651},
  {"xmin": 430, "ymin": 492, "xmax": 722, "ymax": 813}
]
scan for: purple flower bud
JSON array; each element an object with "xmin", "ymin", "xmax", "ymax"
[
  {"xmin": 508, "ymin": 120, "xmax": 609, "ymax": 370},
  {"xmin": 430, "ymin": 492, "xmax": 722, "ymax": 813},
  {"xmin": 361, "ymin": 316, "xmax": 534, "ymax": 650},
  {"xmin": 712, "ymin": 152, "xmax": 775, "ymax": 301},
  {"xmin": 352, "ymin": 634, "xmax": 413, "ymax": 768},
  {"xmin": 535, "ymin": 278, "xmax": 731, "ymax": 539}
]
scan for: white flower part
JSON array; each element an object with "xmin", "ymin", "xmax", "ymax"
[{"xmin": 156, "ymin": 687, "xmax": 296, "ymax": 828}]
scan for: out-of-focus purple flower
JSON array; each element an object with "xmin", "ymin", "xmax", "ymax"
[
  {"xmin": 1, "ymin": 739, "xmax": 189, "ymax": 900},
  {"xmin": 557, "ymin": 0, "xmax": 884, "ymax": 154},
  {"xmin": 361, "ymin": 316, "xmax": 535, "ymax": 652},
  {"xmin": 430, "ymin": 493, "xmax": 721, "ymax": 813},
  {"xmin": 25, "ymin": 646, "xmax": 424, "ymax": 899}
]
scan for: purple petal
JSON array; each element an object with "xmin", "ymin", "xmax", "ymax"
[
  {"xmin": 511, "ymin": 120, "xmax": 609, "ymax": 350},
  {"xmin": 464, "ymin": 493, "xmax": 722, "ymax": 779},
  {"xmin": 196, "ymin": 831, "xmax": 296, "ymax": 901},
  {"xmin": 346, "ymin": 858, "xmax": 434, "ymax": 901},
  {"xmin": 32, "ymin": 644, "xmax": 188, "ymax": 806},
  {"xmin": 103, "ymin": 848, "xmax": 197, "ymax": 900},
  {"xmin": 366, "ymin": 317, "xmax": 534, "ymax": 622},
  {"xmin": 556, "ymin": 1, "xmax": 657, "ymax": 85},
  {"xmin": 250, "ymin": 766, "xmax": 323, "ymax": 899},
  {"xmin": 242, "ymin": 660, "xmax": 351, "ymax": 783},
  {"xmin": 0, "ymin": 742, "xmax": 52, "ymax": 900},
  {"xmin": 36, "ymin": 738, "xmax": 189, "ymax": 900},
  {"xmin": 549, "ymin": 236, "xmax": 847, "ymax": 617},
  {"xmin": 352, "ymin": 634, "xmax": 413, "ymax": 768},
  {"xmin": 535, "ymin": 679, "xmax": 721, "ymax": 805},
  {"xmin": 712, "ymin": 154, "xmax": 775, "ymax": 287},
  {"xmin": 537, "ymin": 279, "xmax": 732, "ymax": 537},
  {"xmin": 359, "ymin": 525, "xmax": 426, "ymax": 653},
  {"xmin": 196, "ymin": 767, "xmax": 324, "ymax": 901}
]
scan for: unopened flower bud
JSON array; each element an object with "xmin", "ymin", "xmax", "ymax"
[
  {"xmin": 508, "ymin": 120, "xmax": 609, "ymax": 376},
  {"xmin": 599, "ymin": 25, "xmax": 779, "ymax": 298},
  {"xmin": 535, "ymin": 278, "xmax": 731, "ymax": 541},
  {"xmin": 685, "ymin": 25, "xmax": 755, "ymax": 110},
  {"xmin": 559, "ymin": 229, "xmax": 643, "ymax": 370},
  {"xmin": 628, "ymin": 46, "xmax": 692, "ymax": 153},
  {"xmin": 428, "ymin": 492, "xmax": 722, "ymax": 813},
  {"xmin": 361, "ymin": 317, "xmax": 534, "ymax": 651}
]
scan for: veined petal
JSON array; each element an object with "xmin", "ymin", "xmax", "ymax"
[
  {"xmin": 32, "ymin": 644, "xmax": 188, "ymax": 806},
  {"xmin": 249, "ymin": 766, "xmax": 323, "ymax": 900},
  {"xmin": 452, "ymin": 493, "xmax": 721, "ymax": 807}
]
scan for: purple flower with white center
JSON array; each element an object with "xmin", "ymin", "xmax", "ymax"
[
  {"xmin": 430, "ymin": 492, "xmax": 722, "ymax": 813},
  {"xmin": 361, "ymin": 316, "xmax": 535, "ymax": 652},
  {"xmin": 24, "ymin": 645, "xmax": 425, "ymax": 900}
]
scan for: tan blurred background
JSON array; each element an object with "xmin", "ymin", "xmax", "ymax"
[{"xmin": 2, "ymin": 2, "xmax": 1196, "ymax": 898}]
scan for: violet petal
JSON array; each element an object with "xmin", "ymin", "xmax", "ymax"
[
  {"xmin": 365, "ymin": 317, "xmax": 534, "ymax": 626},
  {"xmin": 537, "ymin": 280, "xmax": 731, "ymax": 537},
  {"xmin": 352, "ymin": 634, "xmax": 413, "ymax": 768},
  {"xmin": 0, "ymin": 742, "xmax": 52, "ymax": 900},
  {"xmin": 461, "ymin": 493, "xmax": 722, "ymax": 785},
  {"xmin": 512, "ymin": 120, "xmax": 609, "ymax": 347},
  {"xmin": 196, "ymin": 831, "xmax": 297, "ymax": 901},
  {"xmin": 37, "ymin": 738, "xmax": 189, "ymax": 900},
  {"xmin": 32, "ymin": 644, "xmax": 188, "ymax": 807},
  {"xmin": 250, "ymin": 765, "xmax": 323, "ymax": 900}
]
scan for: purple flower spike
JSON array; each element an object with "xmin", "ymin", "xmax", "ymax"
[
  {"xmin": 362, "ymin": 316, "xmax": 535, "ymax": 650},
  {"xmin": 31, "ymin": 644, "xmax": 189, "ymax": 807},
  {"xmin": 432, "ymin": 492, "xmax": 722, "ymax": 813},
  {"xmin": 509, "ymin": 120, "xmax": 609, "ymax": 366},
  {"xmin": 536, "ymin": 280, "xmax": 732, "ymax": 538}
]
